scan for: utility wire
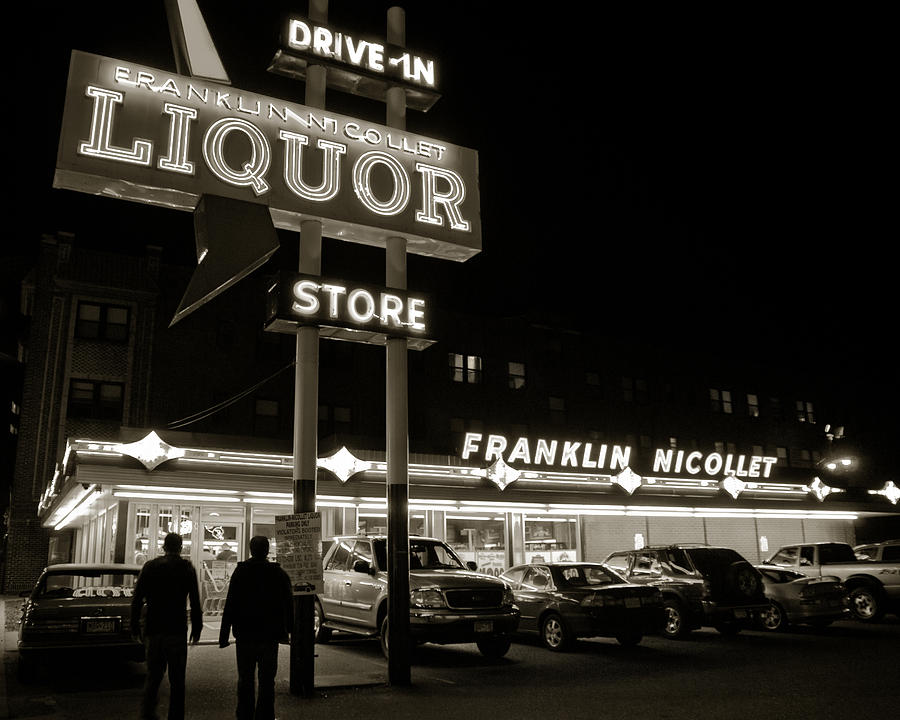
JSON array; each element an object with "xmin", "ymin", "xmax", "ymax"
[{"xmin": 167, "ymin": 360, "xmax": 295, "ymax": 430}]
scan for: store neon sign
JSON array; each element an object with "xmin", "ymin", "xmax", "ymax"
[
  {"xmin": 55, "ymin": 51, "xmax": 481, "ymax": 261},
  {"xmin": 462, "ymin": 433, "xmax": 779, "ymax": 479}
]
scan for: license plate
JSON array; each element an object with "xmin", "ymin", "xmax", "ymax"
[
  {"xmin": 625, "ymin": 598, "xmax": 641, "ymax": 608},
  {"xmin": 734, "ymin": 609, "xmax": 747, "ymax": 618},
  {"xmin": 84, "ymin": 619, "xmax": 116, "ymax": 633},
  {"xmin": 474, "ymin": 621, "xmax": 492, "ymax": 633}
]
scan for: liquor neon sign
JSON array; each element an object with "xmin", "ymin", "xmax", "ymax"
[{"xmin": 54, "ymin": 51, "xmax": 481, "ymax": 261}]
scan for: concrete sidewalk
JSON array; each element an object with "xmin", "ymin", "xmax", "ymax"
[{"xmin": 1, "ymin": 595, "xmax": 387, "ymax": 719}]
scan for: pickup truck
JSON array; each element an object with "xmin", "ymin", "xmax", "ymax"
[{"xmin": 764, "ymin": 542, "xmax": 900, "ymax": 622}]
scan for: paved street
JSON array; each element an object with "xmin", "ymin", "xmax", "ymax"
[{"xmin": 2, "ymin": 596, "xmax": 898, "ymax": 720}]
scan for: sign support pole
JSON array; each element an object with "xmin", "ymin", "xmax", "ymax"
[
  {"xmin": 385, "ymin": 5, "xmax": 412, "ymax": 687},
  {"xmin": 290, "ymin": 0, "xmax": 328, "ymax": 698}
]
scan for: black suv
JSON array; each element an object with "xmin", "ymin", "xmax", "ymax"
[{"xmin": 604, "ymin": 545, "xmax": 768, "ymax": 638}]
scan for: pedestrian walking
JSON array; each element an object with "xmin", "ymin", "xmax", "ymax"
[
  {"xmin": 219, "ymin": 535, "xmax": 293, "ymax": 720},
  {"xmin": 130, "ymin": 532, "xmax": 202, "ymax": 720}
]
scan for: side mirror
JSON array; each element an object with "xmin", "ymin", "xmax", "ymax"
[
  {"xmin": 352, "ymin": 559, "xmax": 372, "ymax": 574},
  {"xmin": 466, "ymin": 561, "xmax": 477, "ymax": 571}
]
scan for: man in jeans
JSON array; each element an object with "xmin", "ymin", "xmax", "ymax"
[
  {"xmin": 131, "ymin": 532, "xmax": 202, "ymax": 720},
  {"xmin": 219, "ymin": 536, "xmax": 293, "ymax": 720}
]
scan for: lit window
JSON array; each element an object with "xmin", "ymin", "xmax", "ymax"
[
  {"xmin": 449, "ymin": 353, "xmax": 482, "ymax": 384},
  {"xmin": 508, "ymin": 362, "xmax": 526, "ymax": 390},
  {"xmin": 622, "ymin": 377, "xmax": 646, "ymax": 403},
  {"xmin": 669, "ymin": 437, "xmax": 678, "ymax": 449},
  {"xmin": 747, "ymin": 393, "xmax": 759, "ymax": 417},
  {"xmin": 710, "ymin": 388, "xmax": 733, "ymax": 414},
  {"xmin": 796, "ymin": 400, "xmax": 816, "ymax": 423},
  {"xmin": 75, "ymin": 302, "xmax": 129, "ymax": 342}
]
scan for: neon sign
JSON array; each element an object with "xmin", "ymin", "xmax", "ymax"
[
  {"xmin": 55, "ymin": 51, "xmax": 480, "ymax": 262},
  {"xmin": 462, "ymin": 433, "xmax": 780, "ymax": 480},
  {"xmin": 266, "ymin": 272, "xmax": 433, "ymax": 349}
]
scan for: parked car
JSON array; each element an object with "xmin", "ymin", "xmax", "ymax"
[
  {"xmin": 853, "ymin": 539, "xmax": 900, "ymax": 563},
  {"xmin": 764, "ymin": 542, "xmax": 900, "ymax": 622},
  {"xmin": 604, "ymin": 545, "xmax": 768, "ymax": 638},
  {"xmin": 754, "ymin": 565, "xmax": 849, "ymax": 630},
  {"xmin": 17, "ymin": 563, "xmax": 145, "ymax": 682},
  {"xmin": 499, "ymin": 562, "xmax": 664, "ymax": 650},
  {"xmin": 315, "ymin": 535, "xmax": 520, "ymax": 658}
]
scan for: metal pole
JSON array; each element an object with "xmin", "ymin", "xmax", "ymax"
[
  {"xmin": 385, "ymin": 5, "xmax": 411, "ymax": 687},
  {"xmin": 290, "ymin": 0, "xmax": 328, "ymax": 698}
]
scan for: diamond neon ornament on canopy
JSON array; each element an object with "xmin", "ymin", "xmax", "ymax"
[
  {"xmin": 868, "ymin": 481, "xmax": 900, "ymax": 505},
  {"xmin": 485, "ymin": 456, "xmax": 521, "ymax": 491},
  {"xmin": 612, "ymin": 467, "xmax": 643, "ymax": 495},
  {"xmin": 114, "ymin": 431, "xmax": 185, "ymax": 471},
  {"xmin": 807, "ymin": 477, "xmax": 842, "ymax": 502},
  {"xmin": 318, "ymin": 446, "xmax": 372, "ymax": 483},
  {"xmin": 720, "ymin": 474, "xmax": 747, "ymax": 500}
]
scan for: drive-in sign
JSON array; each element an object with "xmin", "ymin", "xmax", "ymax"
[{"xmin": 54, "ymin": 51, "xmax": 481, "ymax": 261}]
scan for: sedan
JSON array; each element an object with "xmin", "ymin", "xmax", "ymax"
[
  {"xmin": 17, "ymin": 563, "xmax": 145, "ymax": 682},
  {"xmin": 500, "ymin": 562, "xmax": 664, "ymax": 650},
  {"xmin": 754, "ymin": 565, "xmax": 850, "ymax": 631}
]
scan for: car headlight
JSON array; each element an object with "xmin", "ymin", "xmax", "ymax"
[{"xmin": 410, "ymin": 589, "xmax": 446, "ymax": 608}]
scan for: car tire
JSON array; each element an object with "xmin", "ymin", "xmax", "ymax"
[
  {"xmin": 759, "ymin": 601, "xmax": 787, "ymax": 631},
  {"xmin": 662, "ymin": 599, "xmax": 690, "ymax": 639},
  {"xmin": 314, "ymin": 600, "xmax": 332, "ymax": 643},
  {"xmin": 379, "ymin": 615, "xmax": 390, "ymax": 658},
  {"xmin": 848, "ymin": 585, "xmax": 885, "ymax": 622},
  {"xmin": 540, "ymin": 612, "xmax": 572, "ymax": 651},
  {"xmin": 476, "ymin": 635, "xmax": 511, "ymax": 659},
  {"xmin": 615, "ymin": 630, "xmax": 643, "ymax": 646},
  {"xmin": 727, "ymin": 560, "xmax": 760, "ymax": 599}
]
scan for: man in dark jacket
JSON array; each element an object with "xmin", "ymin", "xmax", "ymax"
[
  {"xmin": 219, "ymin": 535, "xmax": 293, "ymax": 720},
  {"xmin": 131, "ymin": 532, "xmax": 202, "ymax": 720}
]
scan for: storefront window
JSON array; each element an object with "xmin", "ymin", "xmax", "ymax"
[
  {"xmin": 133, "ymin": 505, "xmax": 150, "ymax": 564},
  {"xmin": 524, "ymin": 516, "xmax": 578, "ymax": 563},
  {"xmin": 446, "ymin": 514, "xmax": 506, "ymax": 576},
  {"xmin": 356, "ymin": 513, "xmax": 425, "ymax": 537}
]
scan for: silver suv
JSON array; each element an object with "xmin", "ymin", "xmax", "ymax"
[{"xmin": 315, "ymin": 535, "xmax": 520, "ymax": 658}]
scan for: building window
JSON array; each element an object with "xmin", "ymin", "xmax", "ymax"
[
  {"xmin": 769, "ymin": 397, "xmax": 783, "ymax": 420},
  {"xmin": 710, "ymin": 388, "xmax": 733, "ymax": 414},
  {"xmin": 622, "ymin": 377, "xmax": 647, "ymax": 403},
  {"xmin": 549, "ymin": 396, "xmax": 566, "ymax": 425},
  {"xmin": 449, "ymin": 353, "xmax": 482, "ymax": 384},
  {"xmin": 68, "ymin": 379, "xmax": 124, "ymax": 420},
  {"xmin": 796, "ymin": 400, "xmax": 816, "ymax": 423},
  {"xmin": 508, "ymin": 362, "xmax": 526, "ymax": 390},
  {"xmin": 586, "ymin": 371, "xmax": 601, "ymax": 387},
  {"xmin": 776, "ymin": 446, "xmax": 788, "ymax": 464},
  {"xmin": 75, "ymin": 302, "xmax": 129, "ymax": 342},
  {"xmin": 747, "ymin": 393, "xmax": 759, "ymax": 417},
  {"xmin": 669, "ymin": 436, "xmax": 678, "ymax": 449}
]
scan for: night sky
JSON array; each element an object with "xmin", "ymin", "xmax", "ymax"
[{"xmin": 12, "ymin": 2, "xmax": 896, "ymax": 462}]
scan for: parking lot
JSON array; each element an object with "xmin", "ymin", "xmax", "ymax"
[{"xmin": 3, "ymin": 595, "xmax": 898, "ymax": 720}]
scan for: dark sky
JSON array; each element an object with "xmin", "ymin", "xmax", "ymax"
[{"xmin": 15, "ymin": 1, "xmax": 896, "ymax": 429}]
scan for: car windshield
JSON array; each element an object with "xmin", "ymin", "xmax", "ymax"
[
  {"xmin": 684, "ymin": 548, "xmax": 745, "ymax": 574},
  {"xmin": 373, "ymin": 539, "xmax": 465, "ymax": 571},
  {"xmin": 37, "ymin": 570, "xmax": 139, "ymax": 599},
  {"xmin": 558, "ymin": 565, "xmax": 624, "ymax": 586}
]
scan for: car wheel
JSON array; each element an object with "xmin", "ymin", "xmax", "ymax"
[
  {"xmin": 615, "ymin": 630, "xmax": 643, "ymax": 646},
  {"xmin": 727, "ymin": 561, "xmax": 760, "ymax": 598},
  {"xmin": 540, "ymin": 613, "xmax": 571, "ymax": 651},
  {"xmin": 849, "ymin": 586, "xmax": 884, "ymax": 622},
  {"xmin": 759, "ymin": 601, "xmax": 786, "ymax": 631},
  {"xmin": 476, "ymin": 635, "xmax": 512, "ymax": 658},
  {"xmin": 379, "ymin": 615, "xmax": 390, "ymax": 658},
  {"xmin": 314, "ymin": 600, "xmax": 332, "ymax": 643},
  {"xmin": 662, "ymin": 599, "xmax": 690, "ymax": 639}
]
